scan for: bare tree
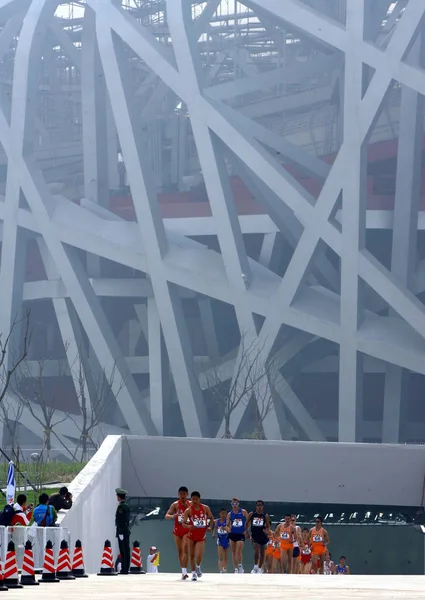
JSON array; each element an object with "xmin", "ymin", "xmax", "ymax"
[
  {"xmin": 200, "ymin": 334, "xmax": 277, "ymax": 439},
  {"xmin": 15, "ymin": 357, "xmax": 74, "ymax": 462},
  {"xmin": 0, "ymin": 310, "xmax": 31, "ymax": 404},
  {"xmin": 0, "ymin": 396, "xmax": 24, "ymax": 464},
  {"xmin": 69, "ymin": 355, "xmax": 123, "ymax": 462}
]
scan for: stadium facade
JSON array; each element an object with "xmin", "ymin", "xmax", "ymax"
[{"xmin": 0, "ymin": 0, "xmax": 424, "ymax": 455}]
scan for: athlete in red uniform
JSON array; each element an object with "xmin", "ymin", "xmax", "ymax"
[
  {"xmin": 300, "ymin": 527, "xmax": 312, "ymax": 574},
  {"xmin": 165, "ymin": 486, "xmax": 191, "ymax": 579},
  {"xmin": 182, "ymin": 491, "xmax": 214, "ymax": 581}
]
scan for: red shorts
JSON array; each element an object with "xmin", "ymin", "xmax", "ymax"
[
  {"xmin": 301, "ymin": 554, "xmax": 311, "ymax": 565},
  {"xmin": 173, "ymin": 525, "xmax": 188, "ymax": 538},
  {"xmin": 188, "ymin": 529, "xmax": 207, "ymax": 543}
]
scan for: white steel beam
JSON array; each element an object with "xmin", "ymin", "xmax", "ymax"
[
  {"xmin": 338, "ymin": 0, "xmax": 366, "ymax": 443},
  {"xmin": 94, "ymin": 11, "xmax": 208, "ymax": 437}
]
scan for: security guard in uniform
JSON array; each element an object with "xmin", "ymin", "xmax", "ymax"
[{"xmin": 115, "ymin": 488, "xmax": 131, "ymax": 574}]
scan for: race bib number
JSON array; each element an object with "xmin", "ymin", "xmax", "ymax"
[
  {"xmin": 232, "ymin": 519, "xmax": 243, "ymax": 528},
  {"xmin": 177, "ymin": 514, "xmax": 183, "ymax": 523},
  {"xmin": 217, "ymin": 528, "xmax": 227, "ymax": 535},
  {"xmin": 313, "ymin": 535, "xmax": 323, "ymax": 543},
  {"xmin": 302, "ymin": 546, "xmax": 311, "ymax": 555},
  {"xmin": 193, "ymin": 518, "xmax": 206, "ymax": 528},
  {"xmin": 281, "ymin": 532, "xmax": 290, "ymax": 540},
  {"xmin": 253, "ymin": 518, "xmax": 264, "ymax": 527}
]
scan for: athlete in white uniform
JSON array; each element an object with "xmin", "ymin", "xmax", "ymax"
[
  {"xmin": 323, "ymin": 551, "xmax": 334, "ymax": 575},
  {"xmin": 291, "ymin": 515, "xmax": 302, "ymax": 574}
]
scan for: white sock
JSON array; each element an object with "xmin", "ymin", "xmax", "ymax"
[
  {"xmin": 182, "ymin": 567, "xmax": 187, "ymax": 574},
  {"xmin": 192, "ymin": 571, "xmax": 196, "ymax": 576}
]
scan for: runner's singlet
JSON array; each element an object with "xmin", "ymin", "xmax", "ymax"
[
  {"xmin": 250, "ymin": 512, "xmax": 268, "ymax": 543},
  {"xmin": 279, "ymin": 524, "xmax": 294, "ymax": 549},
  {"xmin": 324, "ymin": 560, "xmax": 334, "ymax": 575},
  {"xmin": 188, "ymin": 504, "xmax": 208, "ymax": 542},
  {"xmin": 310, "ymin": 527, "xmax": 326, "ymax": 555},
  {"xmin": 173, "ymin": 499, "xmax": 190, "ymax": 537},
  {"xmin": 229, "ymin": 509, "xmax": 246, "ymax": 534},
  {"xmin": 336, "ymin": 564, "xmax": 348, "ymax": 574},
  {"xmin": 216, "ymin": 518, "xmax": 229, "ymax": 548},
  {"xmin": 301, "ymin": 543, "xmax": 312, "ymax": 565}
]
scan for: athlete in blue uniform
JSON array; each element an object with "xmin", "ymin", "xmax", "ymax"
[
  {"xmin": 226, "ymin": 497, "xmax": 248, "ymax": 573},
  {"xmin": 335, "ymin": 556, "xmax": 350, "ymax": 574},
  {"xmin": 212, "ymin": 508, "xmax": 230, "ymax": 573}
]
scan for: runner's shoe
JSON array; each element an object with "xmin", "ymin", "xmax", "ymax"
[
  {"xmin": 191, "ymin": 572, "xmax": 197, "ymax": 581},
  {"xmin": 196, "ymin": 565, "xmax": 203, "ymax": 578}
]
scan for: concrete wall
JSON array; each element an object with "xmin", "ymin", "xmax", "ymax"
[
  {"xmin": 131, "ymin": 520, "xmax": 425, "ymax": 575},
  {"xmin": 59, "ymin": 435, "xmax": 122, "ymax": 573},
  {"xmin": 122, "ymin": 436, "xmax": 425, "ymax": 507}
]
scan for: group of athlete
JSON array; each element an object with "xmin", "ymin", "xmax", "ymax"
[{"xmin": 165, "ymin": 486, "xmax": 350, "ymax": 581}]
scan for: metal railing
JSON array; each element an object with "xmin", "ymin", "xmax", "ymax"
[{"xmin": 0, "ymin": 526, "xmax": 70, "ymax": 571}]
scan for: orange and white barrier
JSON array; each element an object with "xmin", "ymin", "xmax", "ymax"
[
  {"xmin": 39, "ymin": 540, "xmax": 59, "ymax": 583},
  {"xmin": 20, "ymin": 540, "xmax": 39, "ymax": 586},
  {"xmin": 57, "ymin": 540, "xmax": 75, "ymax": 580},
  {"xmin": 4, "ymin": 540, "xmax": 23, "ymax": 589},
  {"xmin": 97, "ymin": 540, "xmax": 117, "ymax": 576},
  {"xmin": 129, "ymin": 541, "xmax": 144, "ymax": 574},
  {"xmin": 72, "ymin": 540, "xmax": 88, "ymax": 578}
]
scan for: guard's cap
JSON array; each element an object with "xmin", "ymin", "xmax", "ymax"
[
  {"xmin": 115, "ymin": 488, "xmax": 128, "ymax": 496},
  {"xmin": 150, "ymin": 546, "xmax": 157, "ymax": 552}
]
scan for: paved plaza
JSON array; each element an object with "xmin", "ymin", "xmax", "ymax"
[{"xmin": 3, "ymin": 574, "xmax": 424, "ymax": 599}]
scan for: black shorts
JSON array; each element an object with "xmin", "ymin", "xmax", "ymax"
[
  {"xmin": 252, "ymin": 536, "xmax": 269, "ymax": 547},
  {"xmin": 293, "ymin": 547, "xmax": 300, "ymax": 558},
  {"xmin": 228, "ymin": 533, "xmax": 245, "ymax": 543}
]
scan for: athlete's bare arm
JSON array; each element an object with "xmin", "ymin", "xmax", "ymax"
[
  {"xmin": 246, "ymin": 511, "xmax": 253, "ymax": 532},
  {"xmin": 308, "ymin": 528, "xmax": 313, "ymax": 545},
  {"xmin": 182, "ymin": 507, "xmax": 192, "ymax": 529},
  {"xmin": 206, "ymin": 505, "xmax": 214, "ymax": 531},
  {"xmin": 346, "ymin": 565, "xmax": 351, "ymax": 575},
  {"xmin": 165, "ymin": 501, "xmax": 177, "ymax": 520},
  {"xmin": 274, "ymin": 524, "xmax": 282, "ymax": 540},
  {"xmin": 323, "ymin": 528, "xmax": 330, "ymax": 545},
  {"xmin": 265, "ymin": 514, "xmax": 271, "ymax": 531},
  {"xmin": 225, "ymin": 511, "xmax": 231, "ymax": 532},
  {"xmin": 242, "ymin": 509, "xmax": 249, "ymax": 536},
  {"xmin": 212, "ymin": 518, "xmax": 218, "ymax": 538}
]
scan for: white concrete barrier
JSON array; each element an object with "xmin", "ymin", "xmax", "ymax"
[
  {"xmin": 59, "ymin": 435, "xmax": 122, "ymax": 574},
  {"xmin": 0, "ymin": 526, "xmax": 70, "ymax": 570}
]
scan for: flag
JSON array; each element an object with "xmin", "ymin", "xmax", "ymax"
[
  {"xmin": 6, "ymin": 461, "xmax": 15, "ymax": 505},
  {"xmin": 153, "ymin": 552, "xmax": 160, "ymax": 567}
]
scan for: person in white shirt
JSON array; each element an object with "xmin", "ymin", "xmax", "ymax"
[
  {"xmin": 290, "ymin": 515, "xmax": 303, "ymax": 574},
  {"xmin": 146, "ymin": 546, "xmax": 159, "ymax": 573},
  {"xmin": 323, "ymin": 551, "xmax": 334, "ymax": 575}
]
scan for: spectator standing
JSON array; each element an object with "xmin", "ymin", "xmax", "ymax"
[
  {"xmin": 48, "ymin": 487, "xmax": 72, "ymax": 511},
  {"xmin": 11, "ymin": 494, "xmax": 33, "ymax": 526},
  {"xmin": 115, "ymin": 488, "xmax": 131, "ymax": 575},
  {"xmin": 33, "ymin": 493, "xmax": 57, "ymax": 527},
  {"xmin": 147, "ymin": 546, "xmax": 160, "ymax": 573}
]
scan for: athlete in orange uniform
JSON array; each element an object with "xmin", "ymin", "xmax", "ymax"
[
  {"xmin": 264, "ymin": 530, "xmax": 275, "ymax": 573},
  {"xmin": 275, "ymin": 514, "xmax": 298, "ymax": 574},
  {"xmin": 165, "ymin": 486, "xmax": 191, "ymax": 579},
  {"xmin": 309, "ymin": 516, "xmax": 330, "ymax": 574}
]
